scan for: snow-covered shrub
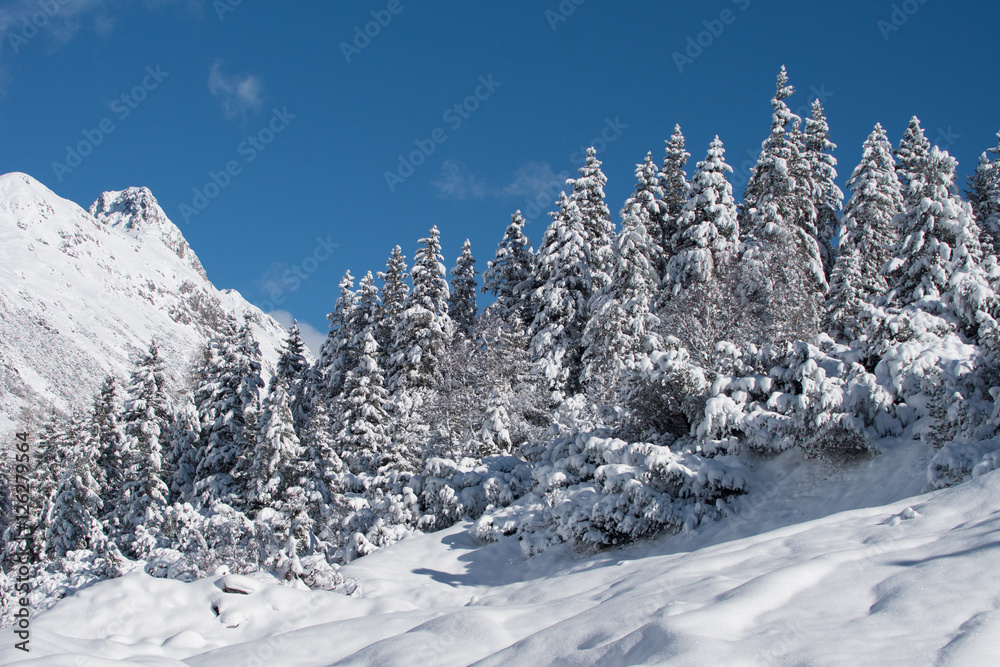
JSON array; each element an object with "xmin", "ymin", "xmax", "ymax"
[
  {"xmin": 476, "ymin": 424, "xmax": 749, "ymax": 555},
  {"xmin": 619, "ymin": 337, "xmax": 709, "ymax": 440},
  {"xmin": 927, "ymin": 436, "xmax": 1000, "ymax": 489},
  {"xmin": 413, "ymin": 455, "xmax": 532, "ymax": 532},
  {"xmin": 696, "ymin": 337, "xmax": 898, "ymax": 461}
]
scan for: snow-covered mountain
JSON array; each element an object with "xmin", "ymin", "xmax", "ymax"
[{"xmin": 0, "ymin": 172, "xmax": 293, "ymax": 435}]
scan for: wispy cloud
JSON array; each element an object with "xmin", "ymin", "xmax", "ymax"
[
  {"xmin": 208, "ymin": 59, "xmax": 264, "ymax": 120},
  {"xmin": 432, "ymin": 160, "xmax": 492, "ymax": 201},
  {"xmin": 501, "ymin": 161, "xmax": 566, "ymax": 198},
  {"xmin": 267, "ymin": 310, "xmax": 325, "ymax": 357},
  {"xmin": 432, "ymin": 159, "xmax": 567, "ymax": 204},
  {"xmin": 0, "ymin": 0, "xmax": 205, "ymax": 47}
]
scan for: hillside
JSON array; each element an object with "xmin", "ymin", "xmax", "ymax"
[{"xmin": 2, "ymin": 440, "xmax": 997, "ymax": 665}]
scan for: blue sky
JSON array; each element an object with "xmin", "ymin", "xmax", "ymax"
[{"xmin": 2, "ymin": 0, "xmax": 999, "ymax": 352}]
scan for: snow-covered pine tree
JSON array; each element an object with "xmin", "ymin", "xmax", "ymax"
[
  {"xmin": 377, "ymin": 245, "xmax": 410, "ymax": 367},
  {"xmin": 164, "ymin": 396, "xmax": 200, "ymax": 504},
  {"xmin": 337, "ymin": 330, "xmax": 397, "ymax": 474},
  {"xmin": 888, "ymin": 147, "xmax": 986, "ymax": 311},
  {"xmin": 581, "ymin": 160, "xmax": 665, "ymax": 394},
  {"xmin": 663, "ymin": 136, "xmax": 740, "ymax": 296},
  {"xmin": 481, "ymin": 211, "xmax": 535, "ymax": 323},
  {"xmin": 737, "ymin": 67, "xmax": 826, "ymax": 344},
  {"xmin": 804, "ymin": 100, "xmax": 845, "ymax": 280},
  {"xmin": 825, "ymin": 245, "xmax": 866, "ymax": 341},
  {"xmin": 567, "ymin": 148, "xmax": 615, "ymax": 290},
  {"xmin": 317, "ymin": 271, "xmax": 359, "ymax": 403},
  {"xmin": 528, "ymin": 193, "xmax": 593, "ymax": 395},
  {"xmin": 46, "ymin": 427, "xmax": 108, "ymax": 559},
  {"xmin": 389, "ymin": 226, "xmax": 453, "ymax": 396},
  {"xmin": 91, "ymin": 375, "xmax": 128, "ymax": 509},
  {"xmin": 192, "ymin": 315, "xmax": 264, "ymax": 507},
  {"xmin": 479, "ymin": 388, "xmax": 513, "ymax": 456},
  {"xmin": 895, "ymin": 116, "xmax": 932, "ymax": 209},
  {"xmin": 246, "ymin": 376, "xmax": 304, "ymax": 514},
  {"xmin": 110, "ymin": 341, "xmax": 173, "ymax": 557},
  {"xmin": 621, "ymin": 153, "xmax": 669, "ymax": 278},
  {"xmin": 21, "ymin": 411, "xmax": 76, "ymax": 561},
  {"xmin": 967, "ymin": 133, "xmax": 1000, "ymax": 256},
  {"xmin": 448, "ymin": 239, "xmax": 478, "ymax": 337},
  {"xmin": 353, "ymin": 271, "xmax": 383, "ymax": 343},
  {"xmin": 825, "ymin": 124, "xmax": 903, "ymax": 338},
  {"xmin": 273, "ymin": 321, "xmax": 310, "ymax": 432},
  {"xmin": 658, "ymin": 124, "xmax": 691, "ymax": 265}
]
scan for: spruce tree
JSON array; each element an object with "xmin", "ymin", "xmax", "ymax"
[
  {"xmin": 317, "ymin": 271, "xmax": 358, "ymax": 403},
  {"xmin": 389, "ymin": 226, "xmax": 453, "ymax": 394},
  {"xmin": 274, "ymin": 321, "xmax": 310, "ymax": 432},
  {"xmin": 659, "ymin": 124, "xmax": 691, "ymax": 262},
  {"xmin": 567, "ymin": 148, "xmax": 615, "ymax": 290},
  {"xmin": 112, "ymin": 341, "xmax": 172, "ymax": 556},
  {"xmin": 528, "ymin": 193, "xmax": 593, "ymax": 395},
  {"xmin": 622, "ymin": 153, "xmax": 670, "ymax": 277},
  {"xmin": 337, "ymin": 330, "xmax": 396, "ymax": 474},
  {"xmin": 738, "ymin": 67, "xmax": 826, "ymax": 342},
  {"xmin": 967, "ymin": 133, "xmax": 1000, "ymax": 256},
  {"xmin": 46, "ymin": 427, "xmax": 108, "ymax": 559},
  {"xmin": 165, "ymin": 397, "xmax": 200, "ymax": 503},
  {"xmin": 92, "ymin": 375, "xmax": 128, "ymax": 508},
  {"xmin": 482, "ymin": 211, "xmax": 534, "ymax": 322},
  {"xmin": 448, "ymin": 239, "xmax": 478, "ymax": 336},
  {"xmin": 826, "ymin": 124, "xmax": 904, "ymax": 337},
  {"xmin": 582, "ymin": 187, "xmax": 663, "ymax": 393},
  {"xmin": 352, "ymin": 271, "xmax": 383, "ymax": 345},
  {"xmin": 246, "ymin": 377, "xmax": 304, "ymax": 513},
  {"xmin": 377, "ymin": 245, "xmax": 410, "ymax": 364},
  {"xmin": 896, "ymin": 116, "xmax": 932, "ymax": 209},
  {"xmin": 192, "ymin": 315, "xmax": 264, "ymax": 506},
  {"xmin": 804, "ymin": 100, "xmax": 845, "ymax": 280},
  {"xmin": 663, "ymin": 136, "xmax": 740, "ymax": 295},
  {"xmin": 889, "ymin": 147, "xmax": 985, "ymax": 307}
]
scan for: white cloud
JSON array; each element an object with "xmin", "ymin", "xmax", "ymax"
[
  {"xmin": 0, "ymin": 0, "xmax": 205, "ymax": 46},
  {"xmin": 501, "ymin": 161, "xmax": 567, "ymax": 199},
  {"xmin": 267, "ymin": 310, "xmax": 325, "ymax": 357},
  {"xmin": 208, "ymin": 59, "xmax": 264, "ymax": 120},
  {"xmin": 432, "ymin": 160, "xmax": 568, "ymax": 204},
  {"xmin": 432, "ymin": 160, "xmax": 492, "ymax": 201}
]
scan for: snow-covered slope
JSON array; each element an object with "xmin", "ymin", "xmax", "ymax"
[
  {"xmin": 4, "ymin": 444, "xmax": 999, "ymax": 665},
  {"xmin": 0, "ymin": 172, "xmax": 291, "ymax": 434}
]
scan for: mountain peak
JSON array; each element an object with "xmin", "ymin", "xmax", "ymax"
[
  {"xmin": 89, "ymin": 186, "xmax": 166, "ymax": 232},
  {"xmin": 90, "ymin": 186, "xmax": 208, "ymax": 279}
]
